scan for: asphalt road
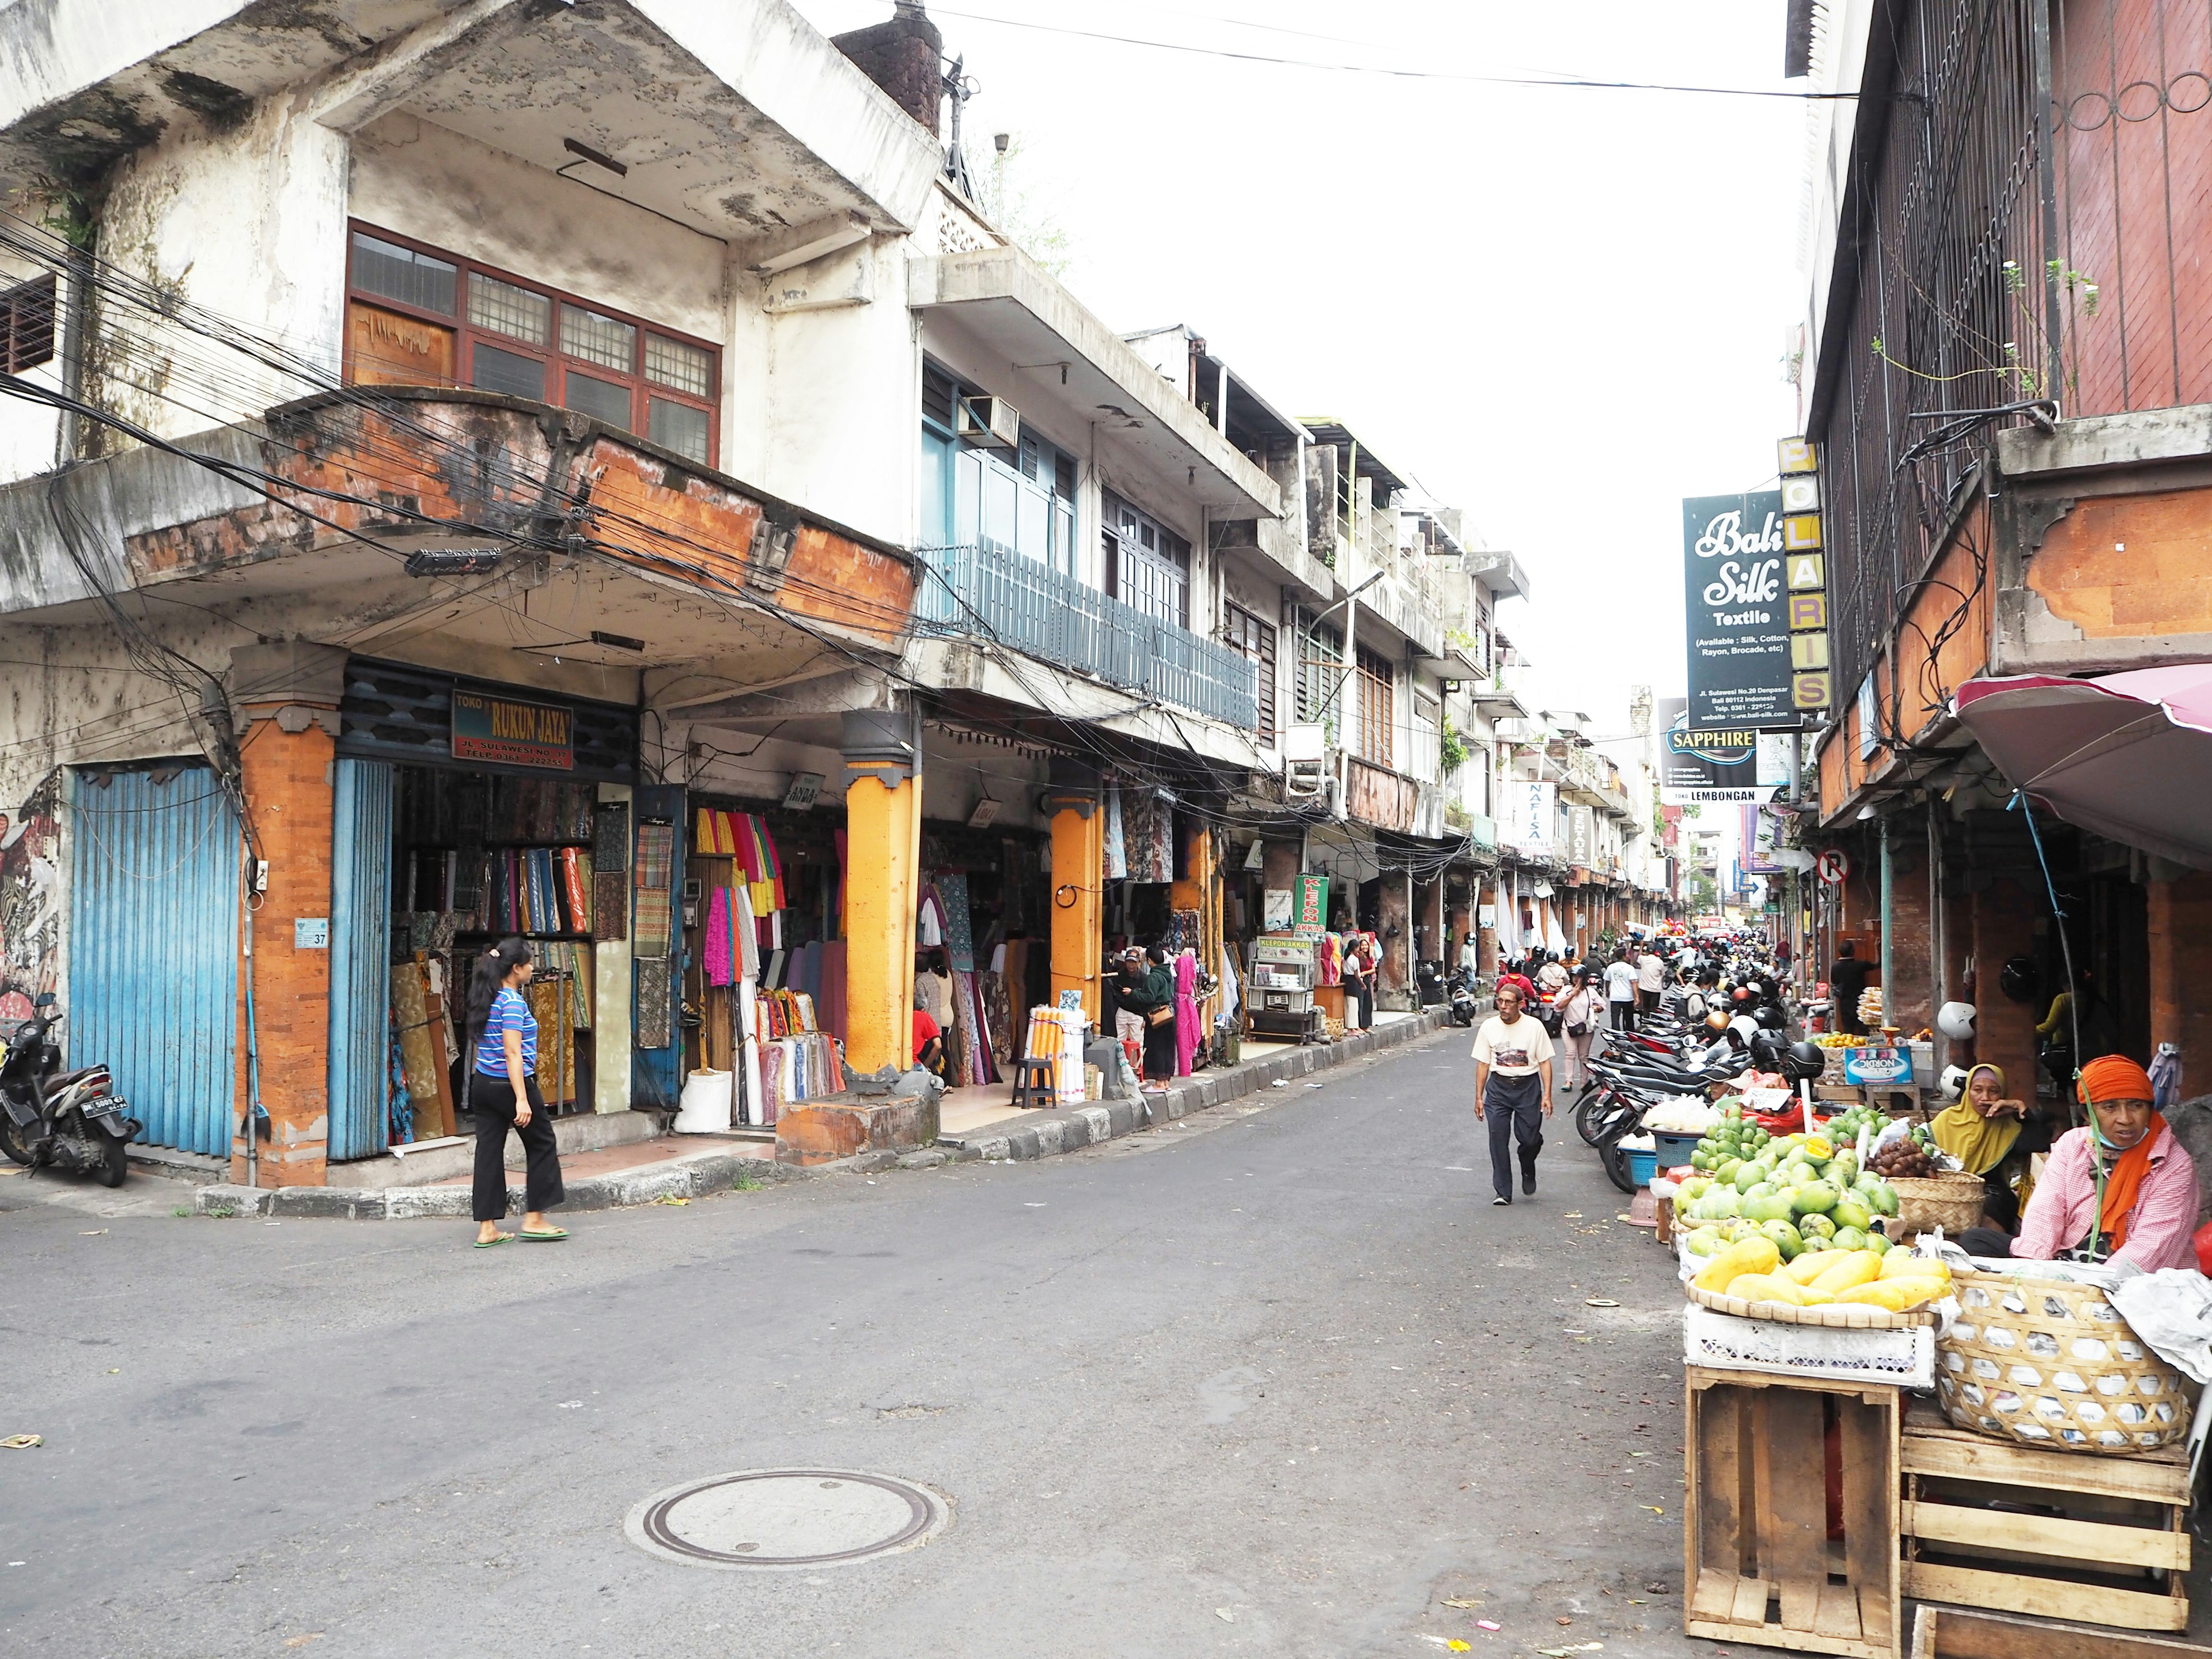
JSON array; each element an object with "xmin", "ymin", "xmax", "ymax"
[{"xmin": 1, "ymin": 1028, "xmax": 1715, "ymax": 1659}]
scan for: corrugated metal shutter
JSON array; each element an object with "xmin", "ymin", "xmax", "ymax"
[
  {"xmin": 67, "ymin": 764, "xmax": 240, "ymax": 1156},
  {"xmin": 327, "ymin": 758, "xmax": 393, "ymax": 1161}
]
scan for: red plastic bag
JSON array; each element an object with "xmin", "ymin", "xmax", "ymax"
[{"xmin": 2193, "ymin": 1220, "xmax": 2212, "ymax": 1277}]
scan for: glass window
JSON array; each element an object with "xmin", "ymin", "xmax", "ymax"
[
  {"xmin": 644, "ymin": 334, "xmax": 711, "ymax": 398},
  {"xmin": 648, "ymin": 397, "xmax": 710, "ymax": 464},
  {"xmin": 351, "ymin": 233, "xmax": 456, "ymax": 316},
  {"xmin": 468, "ymin": 273, "xmax": 550, "ymax": 344},
  {"xmin": 562, "ymin": 304, "xmax": 635, "ymax": 373},
  {"xmin": 565, "ymin": 369, "xmax": 632, "ymax": 430},
  {"xmin": 1017, "ymin": 475, "xmax": 1049, "ymax": 561},
  {"xmin": 472, "ymin": 342, "xmax": 545, "ymax": 401},
  {"xmin": 981, "ymin": 462, "xmax": 1019, "ymax": 556}
]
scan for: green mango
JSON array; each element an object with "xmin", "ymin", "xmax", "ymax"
[
  {"xmin": 1733, "ymin": 1164, "xmax": 1766, "ymax": 1195},
  {"xmin": 1685, "ymin": 1228, "xmax": 1724, "ymax": 1257},
  {"xmin": 1831, "ymin": 1226, "xmax": 1869, "ymax": 1252},
  {"xmin": 1865, "ymin": 1231, "xmax": 1892, "ymax": 1256},
  {"xmin": 1865, "ymin": 1181, "xmax": 1900, "ymax": 1217},
  {"xmin": 1797, "ymin": 1212, "xmax": 1836, "ymax": 1240},
  {"xmin": 1830, "ymin": 1199, "xmax": 1872, "ymax": 1233},
  {"xmin": 1706, "ymin": 1188, "xmax": 1743, "ymax": 1219},
  {"xmin": 1790, "ymin": 1181, "xmax": 1840, "ymax": 1217},
  {"xmin": 1745, "ymin": 1192, "xmax": 1797, "ymax": 1224},
  {"xmin": 1760, "ymin": 1218, "xmax": 1805, "ymax": 1260},
  {"xmin": 1715, "ymin": 1158, "xmax": 1742, "ymax": 1184}
]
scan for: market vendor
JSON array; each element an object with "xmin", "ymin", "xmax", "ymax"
[
  {"xmin": 1957, "ymin": 1055, "xmax": 2196, "ymax": 1269},
  {"xmin": 1928, "ymin": 1063, "xmax": 2029, "ymax": 1229}
]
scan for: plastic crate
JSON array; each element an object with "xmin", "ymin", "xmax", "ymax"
[{"xmin": 1653, "ymin": 1129, "xmax": 1702, "ymax": 1167}]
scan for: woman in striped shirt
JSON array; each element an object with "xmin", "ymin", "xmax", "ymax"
[{"xmin": 466, "ymin": 937, "xmax": 567, "ymax": 1247}]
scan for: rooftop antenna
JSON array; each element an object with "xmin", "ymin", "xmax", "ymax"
[{"xmin": 942, "ymin": 54, "xmax": 980, "ymax": 199}]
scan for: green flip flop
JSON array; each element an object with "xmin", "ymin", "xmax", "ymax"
[
  {"xmin": 472, "ymin": 1233, "xmax": 513, "ymax": 1249},
  {"xmin": 520, "ymin": 1227, "xmax": 569, "ymax": 1241}
]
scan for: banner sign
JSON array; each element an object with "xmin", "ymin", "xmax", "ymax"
[
  {"xmin": 1777, "ymin": 436, "xmax": 1833, "ymax": 714},
  {"xmin": 1684, "ymin": 490, "xmax": 1801, "ymax": 729},
  {"xmin": 1842, "ymin": 1046, "xmax": 1912, "ymax": 1085},
  {"xmin": 452, "ymin": 690, "xmax": 575, "ymax": 771},
  {"xmin": 1568, "ymin": 804, "xmax": 1595, "ymax": 869},
  {"xmin": 1657, "ymin": 696, "xmax": 1768, "ymax": 805},
  {"xmin": 1502, "ymin": 781, "xmax": 1556, "ymax": 855},
  {"xmin": 1293, "ymin": 873, "xmax": 1329, "ymax": 934}
]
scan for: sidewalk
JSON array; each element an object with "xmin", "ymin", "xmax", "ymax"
[{"xmin": 183, "ymin": 1007, "xmax": 1455, "ymax": 1218}]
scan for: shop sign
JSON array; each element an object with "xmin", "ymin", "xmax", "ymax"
[
  {"xmin": 1294, "ymin": 874, "xmax": 1329, "ymax": 934},
  {"xmin": 1842, "ymin": 1046, "xmax": 1911, "ymax": 1085},
  {"xmin": 1683, "ymin": 489, "xmax": 1802, "ymax": 729},
  {"xmin": 1657, "ymin": 697, "xmax": 1767, "ymax": 805},
  {"xmin": 451, "ymin": 691, "xmax": 574, "ymax": 771},
  {"xmin": 1264, "ymin": 888, "xmax": 1294, "ymax": 930},
  {"xmin": 1502, "ymin": 781, "xmax": 1556, "ymax": 854},
  {"xmin": 1568, "ymin": 805, "xmax": 1594, "ymax": 868}
]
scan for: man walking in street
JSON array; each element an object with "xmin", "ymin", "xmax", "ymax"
[
  {"xmin": 1604, "ymin": 950, "xmax": 1638, "ymax": 1032},
  {"xmin": 1636, "ymin": 943, "xmax": 1665, "ymax": 1028},
  {"xmin": 1474, "ymin": 980, "xmax": 1555, "ymax": 1205},
  {"xmin": 1828, "ymin": 941, "xmax": 1871, "ymax": 1036}
]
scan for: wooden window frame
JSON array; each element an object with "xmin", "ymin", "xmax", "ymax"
[
  {"xmin": 1102, "ymin": 489, "xmax": 1190, "ymax": 628},
  {"xmin": 1222, "ymin": 599, "xmax": 1277, "ymax": 741},
  {"xmin": 0, "ymin": 273, "xmax": 57, "ymax": 374},
  {"xmin": 1355, "ymin": 646, "xmax": 1395, "ymax": 769},
  {"xmin": 343, "ymin": 221, "xmax": 719, "ymax": 467}
]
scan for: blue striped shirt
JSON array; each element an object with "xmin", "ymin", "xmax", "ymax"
[{"xmin": 474, "ymin": 986, "xmax": 537, "ymax": 1076}]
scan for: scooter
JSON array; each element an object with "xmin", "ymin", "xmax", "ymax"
[
  {"xmin": 1445, "ymin": 967, "xmax": 1480, "ymax": 1028},
  {"xmin": 0, "ymin": 995, "xmax": 138, "ymax": 1187}
]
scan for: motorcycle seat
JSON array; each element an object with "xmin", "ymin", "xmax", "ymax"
[{"xmin": 44, "ymin": 1066, "xmax": 104, "ymax": 1090}]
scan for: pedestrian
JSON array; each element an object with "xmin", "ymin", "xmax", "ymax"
[
  {"xmin": 1472, "ymin": 980, "xmax": 1555, "ymax": 1205},
  {"xmin": 1457, "ymin": 928, "xmax": 1480, "ymax": 978},
  {"xmin": 1496, "ymin": 957, "xmax": 1537, "ymax": 1007},
  {"xmin": 465, "ymin": 937, "xmax": 566, "ymax": 1247},
  {"xmin": 1535, "ymin": 953, "xmax": 1569, "ymax": 998},
  {"xmin": 1556, "ymin": 968, "xmax": 1600, "ymax": 1090},
  {"xmin": 1343, "ymin": 935, "xmax": 1376, "ymax": 1031},
  {"xmin": 1604, "ymin": 950, "xmax": 1638, "ymax": 1032},
  {"xmin": 1828, "ymin": 941, "xmax": 1872, "ymax": 1036},
  {"xmin": 1138, "ymin": 945, "xmax": 1179, "ymax": 1089},
  {"xmin": 1635, "ymin": 942, "xmax": 1665, "ymax": 1028},
  {"xmin": 1110, "ymin": 946, "xmax": 1148, "ymax": 1061},
  {"xmin": 912, "ymin": 991, "xmax": 946, "ymax": 1079}
]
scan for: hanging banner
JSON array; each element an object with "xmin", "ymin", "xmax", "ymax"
[
  {"xmin": 1293, "ymin": 873, "xmax": 1329, "ymax": 935},
  {"xmin": 1568, "ymin": 805, "xmax": 1595, "ymax": 869},
  {"xmin": 1684, "ymin": 490, "xmax": 1800, "ymax": 729},
  {"xmin": 1501, "ymin": 781, "xmax": 1556, "ymax": 856},
  {"xmin": 1657, "ymin": 696, "xmax": 1768, "ymax": 805}
]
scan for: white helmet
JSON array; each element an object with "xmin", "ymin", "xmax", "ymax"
[
  {"xmin": 1728, "ymin": 1013, "xmax": 1759, "ymax": 1044},
  {"xmin": 1937, "ymin": 1001, "xmax": 1977, "ymax": 1041},
  {"xmin": 1938, "ymin": 1063, "xmax": 1972, "ymax": 1101}
]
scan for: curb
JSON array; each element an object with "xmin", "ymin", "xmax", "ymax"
[
  {"xmin": 937, "ymin": 1008, "xmax": 1452, "ymax": 1164},
  {"xmin": 188, "ymin": 1009, "xmax": 1456, "ymax": 1217}
]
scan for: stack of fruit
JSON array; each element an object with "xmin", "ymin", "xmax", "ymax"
[
  {"xmin": 1813, "ymin": 1033, "xmax": 1873, "ymax": 1050},
  {"xmin": 1824, "ymin": 1101, "xmax": 1888, "ymax": 1144},
  {"xmin": 1857, "ymin": 986, "xmax": 1885, "ymax": 1029},
  {"xmin": 1868, "ymin": 1130, "xmax": 1941, "ymax": 1180},
  {"xmin": 1690, "ymin": 1236, "xmax": 1950, "ymax": 1313},
  {"xmin": 1675, "ymin": 1103, "xmax": 1902, "ymax": 1263}
]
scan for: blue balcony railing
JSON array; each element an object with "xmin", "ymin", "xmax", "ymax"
[{"xmin": 918, "ymin": 543, "xmax": 1259, "ymax": 730}]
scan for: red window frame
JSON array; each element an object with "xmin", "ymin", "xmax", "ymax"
[{"xmin": 342, "ymin": 219, "xmax": 719, "ymax": 466}]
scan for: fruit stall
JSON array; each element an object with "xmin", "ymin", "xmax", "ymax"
[{"xmin": 1657, "ymin": 1101, "xmax": 2205, "ymax": 1658}]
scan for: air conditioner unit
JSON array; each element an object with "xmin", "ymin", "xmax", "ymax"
[{"xmin": 957, "ymin": 395, "xmax": 1020, "ymax": 450}]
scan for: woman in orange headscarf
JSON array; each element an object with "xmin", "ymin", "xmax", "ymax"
[{"xmin": 1960, "ymin": 1055, "xmax": 2197, "ymax": 1268}]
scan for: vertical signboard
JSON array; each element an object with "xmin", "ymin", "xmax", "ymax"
[
  {"xmin": 1293, "ymin": 873, "xmax": 1329, "ymax": 934},
  {"xmin": 1684, "ymin": 490, "xmax": 1794, "ymax": 727},
  {"xmin": 1503, "ymin": 781, "xmax": 1557, "ymax": 855},
  {"xmin": 1777, "ymin": 435, "xmax": 1833, "ymax": 715}
]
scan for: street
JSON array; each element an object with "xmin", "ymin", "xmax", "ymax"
[{"xmin": 0, "ymin": 1029, "xmax": 1705, "ymax": 1659}]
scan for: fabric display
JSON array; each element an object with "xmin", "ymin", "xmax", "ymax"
[
  {"xmin": 1102, "ymin": 785, "xmax": 1128, "ymax": 881},
  {"xmin": 695, "ymin": 809, "xmax": 786, "ymax": 941},
  {"xmin": 1316, "ymin": 933, "xmax": 1343, "ymax": 987},
  {"xmin": 633, "ymin": 819, "xmax": 675, "ymax": 961},
  {"xmin": 397, "ymin": 771, "xmax": 594, "ymax": 847},
  {"xmin": 386, "ymin": 1014, "xmax": 412, "ymax": 1147},
  {"xmin": 1025, "ymin": 1005, "xmax": 1086, "ymax": 1107},
  {"xmin": 532, "ymin": 942, "xmax": 594, "ymax": 1029},
  {"xmin": 947, "ymin": 967, "xmax": 997, "ymax": 1088},
  {"xmin": 593, "ymin": 870, "xmax": 627, "ymax": 941},
  {"xmin": 389, "ymin": 963, "xmax": 448, "ymax": 1140},
  {"xmin": 1173, "ymin": 950, "xmax": 1200, "ymax": 1077},
  {"xmin": 1162, "ymin": 908, "xmax": 1203, "ymax": 952},
  {"xmin": 526, "ymin": 978, "xmax": 577, "ymax": 1104},
  {"xmin": 1116, "ymin": 786, "xmax": 1174, "ymax": 883},
  {"xmin": 756, "ymin": 1032, "xmax": 846, "ymax": 1123},
  {"xmin": 636, "ymin": 957, "xmax": 674, "ymax": 1048},
  {"xmin": 482, "ymin": 846, "xmax": 596, "ymax": 935},
  {"xmin": 933, "ymin": 873, "xmax": 977, "ymax": 972}
]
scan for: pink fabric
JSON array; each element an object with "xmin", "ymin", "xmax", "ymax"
[
  {"xmin": 1173, "ymin": 950, "xmax": 1199, "ymax": 1077},
  {"xmin": 703, "ymin": 887, "xmax": 735, "ymax": 987},
  {"xmin": 2014, "ymin": 1124, "xmax": 2199, "ymax": 1270}
]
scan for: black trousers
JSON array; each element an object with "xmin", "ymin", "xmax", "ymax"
[
  {"xmin": 1609, "ymin": 998, "xmax": 1635, "ymax": 1031},
  {"xmin": 471, "ymin": 1073, "xmax": 564, "ymax": 1223},
  {"xmin": 1350, "ymin": 980, "xmax": 1374, "ymax": 1029},
  {"xmin": 1484, "ymin": 1070, "xmax": 1545, "ymax": 1200}
]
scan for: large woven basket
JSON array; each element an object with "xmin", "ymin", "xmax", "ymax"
[
  {"xmin": 1687, "ymin": 1281, "xmax": 1938, "ymax": 1330},
  {"xmin": 1887, "ymin": 1171, "xmax": 1987, "ymax": 1238},
  {"xmin": 1936, "ymin": 1267, "xmax": 2197, "ymax": 1453}
]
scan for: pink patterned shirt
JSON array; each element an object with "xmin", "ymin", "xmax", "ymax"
[{"xmin": 2013, "ymin": 1124, "xmax": 2199, "ymax": 1271}]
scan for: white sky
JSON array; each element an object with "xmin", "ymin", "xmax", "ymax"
[{"xmin": 791, "ymin": 0, "xmax": 1808, "ymax": 759}]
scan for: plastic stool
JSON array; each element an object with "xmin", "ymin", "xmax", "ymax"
[{"xmin": 1009, "ymin": 1055, "xmax": 1056, "ymax": 1111}]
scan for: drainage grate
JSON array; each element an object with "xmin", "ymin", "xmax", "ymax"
[{"xmin": 624, "ymin": 1469, "xmax": 950, "ymax": 1570}]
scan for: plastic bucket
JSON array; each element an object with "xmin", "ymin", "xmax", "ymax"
[
  {"xmin": 1627, "ymin": 1147, "xmax": 1660, "ymax": 1186},
  {"xmin": 1653, "ymin": 1130, "xmax": 1703, "ymax": 1168}
]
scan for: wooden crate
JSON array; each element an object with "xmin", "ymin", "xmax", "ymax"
[
  {"xmin": 1684, "ymin": 1365, "xmax": 1902, "ymax": 1659},
  {"xmin": 1900, "ymin": 1395, "xmax": 2191, "ymax": 1633},
  {"xmin": 1910, "ymin": 1604, "xmax": 2211, "ymax": 1658}
]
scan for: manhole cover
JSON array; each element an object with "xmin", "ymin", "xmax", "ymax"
[{"xmin": 625, "ymin": 1469, "xmax": 949, "ymax": 1569}]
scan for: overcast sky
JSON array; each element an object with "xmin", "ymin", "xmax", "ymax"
[{"xmin": 794, "ymin": 0, "xmax": 1808, "ymax": 770}]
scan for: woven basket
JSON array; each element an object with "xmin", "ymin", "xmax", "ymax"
[
  {"xmin": 1936, "ymin": 1267, "xmax": 2197, "ymax": 1453},
  {"xmin": 1687, "ymin": 1281, "xmax": 1939, "ymax": 1330},
  {"xmin": 1887, "ymin": 1171, "xmax": 1988, "ymax": 1238}
]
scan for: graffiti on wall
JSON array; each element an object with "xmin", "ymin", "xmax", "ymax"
[{"xmin": 0, "ymin": 772, "xmax": 62, "ymax": 1022}]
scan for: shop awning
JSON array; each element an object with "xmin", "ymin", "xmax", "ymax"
[{"xmin": 1953, "ymin": 662, "xmax": 2212, "ymax": 868}]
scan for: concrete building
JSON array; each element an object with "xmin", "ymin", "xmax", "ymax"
[{"xmin": 1790, "ymin": 0, "xmax": 2212, "ymax": 1096}]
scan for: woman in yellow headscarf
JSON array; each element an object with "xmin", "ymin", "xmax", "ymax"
[{"xmin": 1929, "ymin": 1063, "xmax": 2031, "ymax": 1227}]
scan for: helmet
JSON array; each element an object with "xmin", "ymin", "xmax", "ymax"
[
  {"xmin": 1938, "ymin": 1063, "xmax": 1972, "ymax": 1101},
  {"xmin": 1731, "ymin": 985, "xmax": 1755, "ymax": 1006},
  {"xmin": 1782, "ymin": 1040, "xmax": 1826, "ymax": 1082},
  {"xmin": 1998, "ymin": 955, "xmax": 2039, "ymax": 1003},
  {"xmin": 1749, "ymin": 1029, "xmax": 1789, "ymax": 1069},
  {"xmin": 1705, "ymin": 1010, "xmax": 1732, "ymax": 1035},
  {"xmin": 1753, "ymin": 1004, "xmax": 1786, "ymax": 1031},
  {"xmin": 1729, "ymin": 1013, "xmax": 1760, "ymax": 1044},
  {"xmin": 1937, "ymin": 1001, "xmax": 1976, "ymax": 1041}
]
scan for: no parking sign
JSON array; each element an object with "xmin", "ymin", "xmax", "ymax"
[{"xmin": 1815, "ymin": 849, "xmax": 1850, "ymax": 885}]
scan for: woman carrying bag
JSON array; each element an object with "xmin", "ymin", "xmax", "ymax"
[
  {"xmin": 466, "ymin": 937, "xmax": 569, "ymax": 1247},
  {"xmin": 1134, "ymin": 945, "xmax": 1179, "ymax": 1092}
]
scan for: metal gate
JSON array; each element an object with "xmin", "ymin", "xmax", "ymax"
[
  {"xmin": 67, "ymin": 764, "xmax": 241, "ymax": 1156},
  {"xmin": 327, "ymin": 758, "xmax": 393, "ymax": 1161}
]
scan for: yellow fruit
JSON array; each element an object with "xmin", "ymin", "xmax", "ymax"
[
  {"xmin": 1879, "ymin": 1252, "xmax": 1949, "ymax": 1282},
  {"xmin": 1727, "ymin": 1273, "xmax": 1807, "ymax": 1308},
  {"xmin": 1803, "ymin": 1137, "xmax": 1834, "ymax": 1161},
  {"xmin": 1785, "ymin": 1249, "xmax": 1850, "ymax": 1286},
  {"xmin": 1810, "ymin": 1252, "xmax": 1884, "ymax": 1297},
  {"xmin": 1799, "ymin": 1289, "xmax": 1836, "ymax": 1305},
  {"xmin": 1692, "ymin": 1236, "xmax": 1781, "ymax": 1295},
  {"xmin": 1836, "ymin": 1277, "xmax": 1948, "ymax": 1311}
]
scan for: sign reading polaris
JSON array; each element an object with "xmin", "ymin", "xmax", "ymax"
[{"xmin": 1684, "ymin": 490, "xmax": 1800, "ymax": 729}]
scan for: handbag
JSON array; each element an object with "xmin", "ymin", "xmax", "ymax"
[{"xmin": 1145, "ymin": 1003, "xmax": 1175, "ymax": 1028}]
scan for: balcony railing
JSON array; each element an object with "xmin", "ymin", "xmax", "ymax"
[{"xmin": 918, "ymin": 543, "xmax": 1259, "ymax": 730}]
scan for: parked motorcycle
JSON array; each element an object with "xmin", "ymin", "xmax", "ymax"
[{"xmin": 0, "ymin": 995, "xmax": 138, "ymax": 1187}]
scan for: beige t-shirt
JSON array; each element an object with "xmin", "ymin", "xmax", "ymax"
[{"xmin": 1472, "ymin": 1013, "xmax": 1554, "ymax": 1076}]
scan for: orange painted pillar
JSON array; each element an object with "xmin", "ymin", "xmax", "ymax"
[
  {"xmin": 841, "ymin": 711, "xmax": 922, "ymax": 1075},
  {"xmin": 1047, "ymin": 762, "xmax": 1103, "ymax": 1024}
]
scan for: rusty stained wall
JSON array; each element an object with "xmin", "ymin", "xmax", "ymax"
[
  {"xmin": 2020, "ymin": 484, "xmax": 2212, "ymax": 647},
  {"xmin": 1345, "ymin": 755, "xmax": 1418, "ymax": 835},
  {"xmin": 0, "ymin": 768, "xmax": 62, "ymax": 1024}
]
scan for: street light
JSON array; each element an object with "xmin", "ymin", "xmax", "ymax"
[{"xmin": 1301, "ymin": 569, "xmax": 1387, "ymax": 714}]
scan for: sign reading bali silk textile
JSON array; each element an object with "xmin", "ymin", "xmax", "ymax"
[
  {"xmin": 451, "ymin": 690, "xmax": 575, "ymax": 770},
  {"xmin": 1657, "ymin": 696, "xmax": 1766, "ymax": 805},
  {"xmin": 1684, "ymin": 491, "xmax": 1799, "ymax": 729}
]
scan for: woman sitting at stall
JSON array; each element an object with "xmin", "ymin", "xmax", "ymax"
[
  {"xmin": 1928, "ymin": 1062, "xmax": 2030, "ymax": 1229},
  {"xmin": 1958, "ymin": 1055, "xmax": 2197, "ymax": 1269}
]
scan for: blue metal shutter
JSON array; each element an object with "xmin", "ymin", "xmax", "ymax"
[
  {"xmin": 327, "ymin": 758, "xmax": 393, "ymax": 1161},
  {"xmin": 67, "ymin": 765, "xmax": 241, "ymax": 1156}
]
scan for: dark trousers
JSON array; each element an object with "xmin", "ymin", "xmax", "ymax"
[
  {"xmin": 1350, "ymin": 980, "xmax": 1374, "ymax": 1029},
  {"xmin": 1958, "ymin": 1225, "xmax": 2014, "ymax": 1259},
  {"xmin": 1484, "ymin": 1071, "xmax": 1544, "ymax": 1200},
  {"xmin": 1609, "ymin": 998, "xmax": 1635, "ymax": 1031},
  {"xmin": 1637, "ymin": 988, "xmax": 1658, "ymax": 1026},
  {"xmin": 471, "ymin": 1073, "xmax": 564, "ymax": 1223}
]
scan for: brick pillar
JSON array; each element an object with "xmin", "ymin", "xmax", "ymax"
[
  {"xmin": 840, "ymin": 711, "xmax": 921, "ymax": 1076},
  {"xmin": 2147, "ymin": 872, "xmax": 2212, "ymax": 1100},
  {"xmin": 1047, "ymin": 760, "xmax": 1104, "ymax": 1024},
  {"xmin": 1885, "ymin": 836, "xmax": 1935, "ymax": 1038},
  {"xmin": 1972, "ymin": 877, "xmax": 2039, "ymax": 1099},
  {"xmin": 227, "ymin": 643, "xmax": 346, "ymax": 1187}
]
